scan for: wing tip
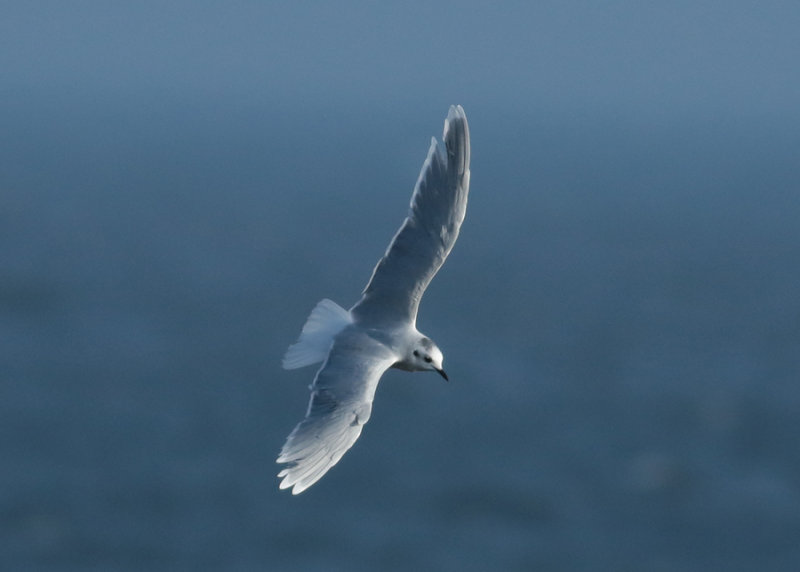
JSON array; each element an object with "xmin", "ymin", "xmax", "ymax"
[
  {"xmin": 447, "ymin": 104, "xmax": 467, "ymax": 121},
  {"xmin": 443, "ymin": 105, "xmax": 470, "ymax": 179},
  {"xmin": 276, "ymin": 461, "xmax": 329, "ymax": 495}
]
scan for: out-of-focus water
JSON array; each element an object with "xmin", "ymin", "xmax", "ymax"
[{"xmin": 3, "ymin": 98, "xmax": 800, "ymax": 571}]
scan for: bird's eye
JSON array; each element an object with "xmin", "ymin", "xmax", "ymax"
[
  {"xmin": 424, "ymin": 356, "xmax": 432, "ymax": 363},
  {"xmin": 413, "ymin": 350, "xmax": 420, "ymax": 357}
]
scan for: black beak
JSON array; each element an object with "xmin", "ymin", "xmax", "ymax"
[{"xmin": 436, "ymin": 368, "xmax": 449, "ymax": 382}]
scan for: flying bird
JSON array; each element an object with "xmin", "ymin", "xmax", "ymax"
[{"xmin": 277, "ymin": 105, "xmax": 471, "ymax": 494}]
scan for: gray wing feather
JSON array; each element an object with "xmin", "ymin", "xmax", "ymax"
[
  {"xmin": 276, "ymin": 329, "xmax": 396, "ymax": 494},
  {"xmin": 351, "ymin": 105, "xmax": 470, "ymax": 326}
]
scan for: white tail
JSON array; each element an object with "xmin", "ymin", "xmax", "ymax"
[{"xmin": 282, "ymin": 299, "xmax": 352, "ymax": 370}]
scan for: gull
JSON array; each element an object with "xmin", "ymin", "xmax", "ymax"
[{"xmin": 277, "ymin": 105, "xmax": 470, "ymax": 494}]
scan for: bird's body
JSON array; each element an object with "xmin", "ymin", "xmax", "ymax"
[{"xmin": 277, "ymin": 106, "xmax": 470, "ymax": 494}]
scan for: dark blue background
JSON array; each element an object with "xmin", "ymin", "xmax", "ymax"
[{"xmin": 3, "ymin": 3, "xmax": 800, "ymax": 570}]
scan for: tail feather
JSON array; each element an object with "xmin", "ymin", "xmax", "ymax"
[{"xmin": 282, "ymin": 299, "xmax": 352, "ymax": 370}]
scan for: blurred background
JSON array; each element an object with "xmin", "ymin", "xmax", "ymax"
[{"xmin": 3, "ymin": 2, "xmax": 800, "ymax": 570}]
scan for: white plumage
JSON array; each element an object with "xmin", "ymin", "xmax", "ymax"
[{"xmin": 277, "ymin": 106, "xmax": 471, "ymax": 494}]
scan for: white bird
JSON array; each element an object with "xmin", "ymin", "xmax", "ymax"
[{"xmin": 277, "ymin": 105, "xmax": 470, "ymax": 494}]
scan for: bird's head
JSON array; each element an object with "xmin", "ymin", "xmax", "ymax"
[{"xmin": 409, "ymin": 336, "xmax": 448, "ymax": 381}]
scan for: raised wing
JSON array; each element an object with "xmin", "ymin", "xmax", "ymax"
[
  {"xmin": 350, "ymin": 105, "xmax": 470, "ymax": 326},
  {"xmin": 276, "ymin": 329, "xmax": 396, "ymax": 494}
]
